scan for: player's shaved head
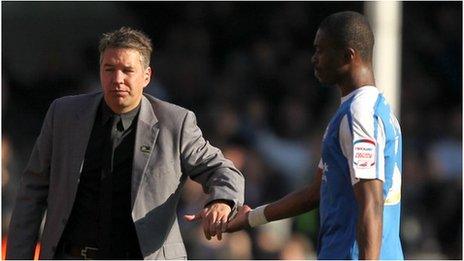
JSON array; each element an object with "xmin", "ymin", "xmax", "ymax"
[{"xmin": 318, "ymin": 11, "xmax": 374, "ymax": 62}]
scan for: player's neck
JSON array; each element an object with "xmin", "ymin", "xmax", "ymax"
[{"xmin": 338, "ymin": 65, "xmax": 375, "ymax": 97}]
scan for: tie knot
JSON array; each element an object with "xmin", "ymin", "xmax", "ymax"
[{"xmin": 111, "ymin": 115, "xmax": 124, "ymax": 132}]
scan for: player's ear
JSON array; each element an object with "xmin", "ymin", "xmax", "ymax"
[{"xmin": 345, "ymin": 48, "xmax": 356, "ymax": 63}]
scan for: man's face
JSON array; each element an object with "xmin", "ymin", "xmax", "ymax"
[
  {"xmin": 311, "ymin": 29, "xmax": 344, "ymax": 85},
  {"xmin": 100, "ymin": 48, "xmax": 151, "ymax": 113}
]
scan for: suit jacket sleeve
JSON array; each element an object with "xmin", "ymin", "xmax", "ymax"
[
  {"xmin": 179, "ymin": 111, "xmax": 245, "ymax": 208},
  {"xmin": 6, "ymin": 100, "xmax": 56, "ymax": 259}
]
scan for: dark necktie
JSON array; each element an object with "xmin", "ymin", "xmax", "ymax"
[{"xmin": 108, "ymin": 115, "xmax": 124, "ymax": 173}]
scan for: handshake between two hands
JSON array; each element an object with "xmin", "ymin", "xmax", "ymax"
[{"xmin": 183, "ymin": 203, "xmax": 252, "ymax": 240}]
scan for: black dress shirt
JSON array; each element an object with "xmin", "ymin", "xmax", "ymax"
[{"xmin": 60, "ymin": 100, "xmax": 142, "ymax": 259}]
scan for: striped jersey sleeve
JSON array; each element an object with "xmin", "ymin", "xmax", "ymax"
[{"xmin": 339, "ymin": 90, "xmax": 386, "ymax": 185}]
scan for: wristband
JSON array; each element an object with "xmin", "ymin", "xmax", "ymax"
[{"xmin": 248, "ymin": 204, "xmax": 269, "ymax": 227}]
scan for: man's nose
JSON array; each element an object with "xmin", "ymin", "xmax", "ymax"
[
  {"xmin": 113, "ymin": 70, "xmax": 124, "ymax": 84},
  {"xmin": 311, "ymin": 54, "xmax": 317, "ymax": 65}
]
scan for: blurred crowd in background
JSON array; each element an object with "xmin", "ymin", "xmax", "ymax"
[{"xmin": 2, "ymin": 2, "xmax": 462, "ymax": 259}]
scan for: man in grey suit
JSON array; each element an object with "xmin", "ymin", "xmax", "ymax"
[{"xmin": 6, "ymin": 27, "xmax": 244, "ymax": 260}]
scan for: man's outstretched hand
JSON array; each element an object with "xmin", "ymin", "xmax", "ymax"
[
  {"xmin": 184, "ymin": 204, "xmax": 253, "ymax": 241},
  {"xmin": 184, "ymin": 202, "xmax": 231, "ymax": 240},
  {"xmin": 226, "ymin": 204, "xmax": 252, "ymax": 233}
]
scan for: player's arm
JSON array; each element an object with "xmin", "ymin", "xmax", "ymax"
[
  {"xmin": 226, "ymin": 167, "xmax": 322, "ymax": 232},
  {"xmin": 353, "ymin": 178, "xmax": 384, "ymax": 259},
  {"xmin": 340, "ymin": 97, "xmax": 387, "ymax": 259},
  {"xmin": 263, "ymin": 167, "xmax": 322, "ymax": 221}
]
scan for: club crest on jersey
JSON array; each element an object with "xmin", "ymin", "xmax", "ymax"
[{"xmin": 353, "ymin": 139, "xmax": 376, "ymax": 169}]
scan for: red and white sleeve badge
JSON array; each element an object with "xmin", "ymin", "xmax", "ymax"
[{"xmin": 353, "ymin": 139, "xmax": 376, "ymax": 169}]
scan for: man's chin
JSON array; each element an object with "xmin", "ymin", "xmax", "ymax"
[
  {"xmin": 110, "ymin": 95, "xmax": 128, "ymax": 105},
  {"xmin": 315, "ymin": 76, "xmax": 335, "ymax": 86},
  {"xmin": 314, "ymin": 72, "xmax": 327, "ymax": 85},
  {"xmin": 316, "ymin": 76, "xmax": 328, "ymax": 85},
  {"xmin": 104, "ymin": 99, "xmax": 126, "ymax": 113}
]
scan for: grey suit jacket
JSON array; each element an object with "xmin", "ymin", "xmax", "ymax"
[{"xmin": 6, "ymin": 92, "xmax": 245, "ymax": 260}]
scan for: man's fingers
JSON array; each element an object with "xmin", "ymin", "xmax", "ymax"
[
  {"xmin": 186, "ymin": 207, "xmax": 234, "ymax": 240},
  {"xmin": 208, "ymin": 219, "xmax": 218, "ymax": 238},
  {"xmin": 224, "ymin": 204, "xmax": 253, "ymax": 233},
  {"xmin": 214, "ymin": 220, "xmax": 221, "ymax": 240},
  {"xmin": 217, "ymin": 216, "xmax": 228, "ymax": 240},
  {"xmin": 196, "ymin": 204, "xmax": 234, "ymax": 240},
  {"xmin": 209, "ymin": 212, "xmax": 219, "ymax": 238},
  {"xmin": 217, "ymin": 226, "xmax": 223, "ymax": 241},
  {"xmin": 183, "ymin": 214, "xmax": 201, "ymax": 222},
  {"xmin": 203, "ymin": 217, "xmax": 212, "ymax": 240},
  {"xmin": 221, "ymin": 217, "xmax": 227, "ymax": 233},
  {"xmin": 184, "ymin": 208, "xmax": 209, "ymax": 222},
  {"xmin": 225, "ymin": 220, "xmax": 238, "ymax": 233}
]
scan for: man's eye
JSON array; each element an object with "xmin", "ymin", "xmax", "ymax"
[{"xmin": 105, "ymin": 68, "xmax": 114, "ymax": 72}]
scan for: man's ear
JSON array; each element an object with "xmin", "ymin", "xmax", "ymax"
[
  {"xmin": 143, "ymin": 67, "xmax": 152, "ymax": 88},
  {"xmin": 345, "ymin": 48, "xmax": 356, "ymax": 63}
]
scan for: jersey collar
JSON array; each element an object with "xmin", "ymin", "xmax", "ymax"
[{"xmin": 340, "ymin": 85, "xmax": 377, "ymax": 104}]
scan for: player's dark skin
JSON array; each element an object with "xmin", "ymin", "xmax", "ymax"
[{"xmin": 226, "ymin": 27, "xmax": 384, "ymax": 260}]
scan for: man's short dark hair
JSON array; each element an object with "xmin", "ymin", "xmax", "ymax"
[
  {"xmin": 99, "ymin": 27, "xmax": 153, "ymax": 68},
  {"xmin": 319, "ymin": 11, "xmax": 374, "ymax": 61}
]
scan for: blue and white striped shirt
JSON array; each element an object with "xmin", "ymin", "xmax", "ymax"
[{"xmin": 317, "ymin": 86, "xmax": 403, "ymax": 260}]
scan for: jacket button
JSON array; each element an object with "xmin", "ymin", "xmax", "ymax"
[
  {"xmin": 62, "ymin": 219, "xmax": 67, "ymax": 225},
  {"xmin": 52, "ymin": 246, "xmax": 57, "ymax": 252}
]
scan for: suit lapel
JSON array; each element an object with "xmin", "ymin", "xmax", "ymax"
[
  {"xmin": 69, "ymin": 93, "xmax": 103, "ymax": 205},
  {"xmin": 131, "ymin": 95, "xmax": 159, "ymax": 209},
  {"xmin": 74, "ymin": 93, "xmax": 103, "ymax": 160}
]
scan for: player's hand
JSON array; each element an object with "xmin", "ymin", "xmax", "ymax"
[
  {"xmin": 225, "ymin": 205, "xmax": 252, "ymax": 233},
  {"xmin": 184, "ymin": 201, "xmax": 231, "ymax": 240}
]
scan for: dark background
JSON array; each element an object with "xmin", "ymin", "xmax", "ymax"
[{"xmin": 2, "ymin": 2, "xmax": 462, "ymax": 259}]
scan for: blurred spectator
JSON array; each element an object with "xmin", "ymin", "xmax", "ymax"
[
  {"xmin": 279, "ymin": 233, "xmax": 316, "ymax": 260},
  {"xmin": 2, "ymin": 136, "xmax": 20, "ymax": 234},
  {"xmin": 220, "ymin": 231, "xmax": 253, "ymax": 259},
  {"xmin": 254, "ymin": 219, "xmax": 293, "ymax": 259}
]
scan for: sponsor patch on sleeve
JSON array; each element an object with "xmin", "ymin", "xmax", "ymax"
[{"xmin": 353, "ymin": 139, "xmax": 376, "ymax": 169}]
